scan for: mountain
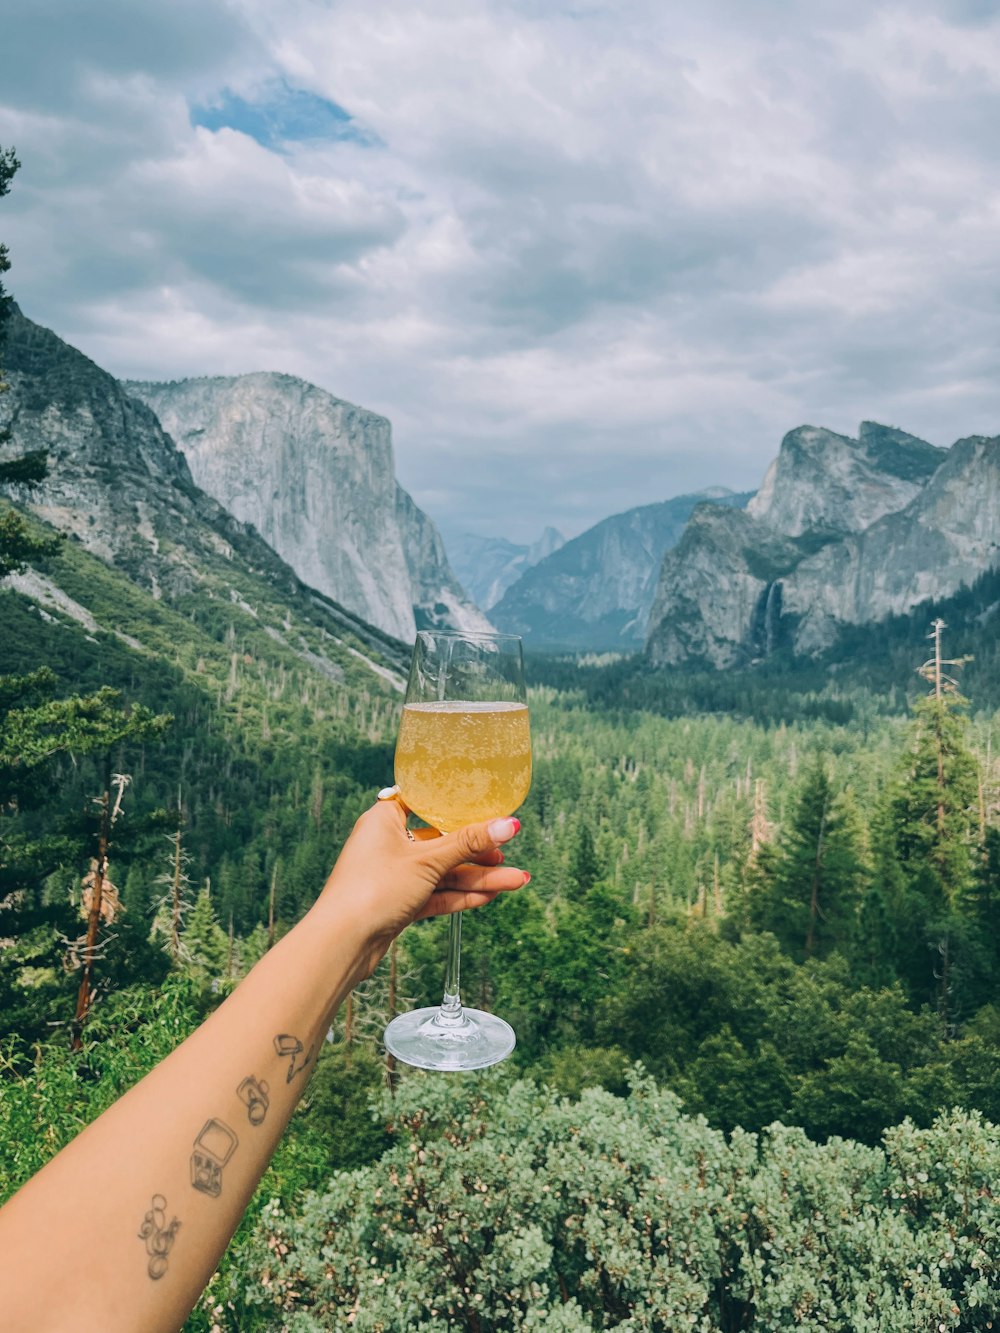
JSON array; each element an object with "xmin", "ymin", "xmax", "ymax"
[
  {"xmin": 746, "ymin": 422, "xmax": 946, "ymax": 538},
  {"xmin": 644, "ymin": 421, "xmax": 1000, "ymax": 669},
  {"xmin": 125, "ymin": 374, "xmax": 492, "ymax": 642},
  {"xmin": 445, "ymin": 527, "xmax": 566, "ymax": 611},
  {"xmin": 0, "ymin": 305, "xmax": 408, "ymax": 687},
  {"xmin": 781, "ymin": 433, "xmax": 1000, "ymax": 652},
  {"xmin": 489, "ymin": 489, "xmax": 751, "ymax": 651}
]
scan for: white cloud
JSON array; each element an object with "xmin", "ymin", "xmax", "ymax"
[{"xmin": 2, "ymin": 0, "xmax": 1000, "ymax": 542}]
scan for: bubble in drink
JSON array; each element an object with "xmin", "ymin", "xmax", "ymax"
[{"xmin": 394, "ymin": 701, "xmax": 532, "ymax": 832}]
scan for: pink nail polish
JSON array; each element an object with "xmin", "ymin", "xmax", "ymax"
[{"xmin": 522, "ymin": 871, "xmax": 531, "ymax": 885}]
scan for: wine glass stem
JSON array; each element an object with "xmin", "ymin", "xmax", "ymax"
[{"xmin": 438, "ymin": 912, "xmax": 463, "ymax": 1023}]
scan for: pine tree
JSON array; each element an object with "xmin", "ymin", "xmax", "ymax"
[
  {"xmin": 569, "ymin": 821, "xmax": 601, "ymax": 894},
  {"xmin": 891, "ymin": 623, "xmax": 979, "ymax": 904},
  {"xmin": 0, "ymin": 679, "xmax": 171, "ymax": 1043},
  {"xmin": 885, "ymin": 622, "xmax": 980, "ymax": 1028},
  {"xmin": 748, "ymin": 755, "xmax": 867, "ymax": 961},
  {"xmin": 182, "ymin": 887, "xmax": 229, "ymax": 985}
]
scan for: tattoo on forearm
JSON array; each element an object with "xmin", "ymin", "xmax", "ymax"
[
  {"xmin": 274, "ymin": 1032, "xmax": 316, "ymax": 1083},
  {"xmin": 237, "ymin": 1074, "xmax": 270, "ymax": 1126},
  {"xmin": 138, "ymin": 1195, "xmax": 181, "ymax": 1280},
  {"xmin": 190, "ymin": 1118, "xmax": 239, "ymax": 1197}
]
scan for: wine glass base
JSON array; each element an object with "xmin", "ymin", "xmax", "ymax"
[{"xmin": 383, "ymin": 1006, "xmax": 516, "ymax": 1071}]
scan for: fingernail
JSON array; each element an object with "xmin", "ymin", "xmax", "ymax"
[
  {"xmin": 522, "ymin": 872, "xmax": 531, "ymax": 885},
  {"xmin": 488, "ymin": 817, "xmax": 520, "ymax": 842}
]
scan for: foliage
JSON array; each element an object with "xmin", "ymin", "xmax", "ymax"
[
  {"xmin": 2, "ymin": 269, "xmax": 1000, "ymax": 1331},
  {"xmin": 239, "ymin": 1071, "xmax": 1000, "ymax": 1331},
  {"xmin": 0, "ymin": 977, "xmax": 204, "ymax": 1191}
]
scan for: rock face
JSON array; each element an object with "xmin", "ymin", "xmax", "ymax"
[
  {"xmin": 490, "ymin": 489, "xmax": 750, "ymax": 651},
  {"xmin": 644, "ymin": 421, "xmax": 1000, "ymax": 669},
  {"xmin": 394, "ymin": 487, "xmax": 495, "ymax": 633},
  {"xmin": 446, "ymin": 527, "xmax": 566, "ymax": 612},
  {"xmin": 646, "ymin": 506, "xmax": 802, "ymax": 669},
  {"xmin": 782, "ymin": 434, "xmax": 1000, "ymax": 653},
  {"xmin": 126, "ymin": 374, "xmax": 492, "ymax": 642},
  {"xmin": 0, "ymin": 305, "xmax": 408, "ymax": 671},
  {"xmin": 747, "ymin": 423, "xmax": 945, "ymax": 537}
]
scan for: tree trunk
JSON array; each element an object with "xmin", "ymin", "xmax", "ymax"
[
  {"xmin": 804, "ymin": 807, "xmax": 827, "ymax": 961},
  {"xmin": 268, "ymin": 861, "xmax": 279, "ymax": 950},
  {"xmin": 170, "ymin": 828, "xmax": 183, "ymax": 965},
  {"xmin": 72, "ymin": 759, "xmax": 111, "ymax": 1049}
]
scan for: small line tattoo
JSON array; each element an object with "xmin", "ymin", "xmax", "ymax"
[
  {"xmin": 138, "ymin": 1194, "xmax": 181, "ymax": 1280},
  {"xmin": 274, "ymin": 1032, "xmax": 316, "ymax": 1083},
  {"xmin": 237, "ymin": 1074, "xmax": 270, "ymax": 1126},
  {"xmin": 190, "ymin": 1118, "xmax": 239, "ymax": 1197}
]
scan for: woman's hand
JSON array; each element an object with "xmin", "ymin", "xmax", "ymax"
[{"xmin": 317, "ymin": 795, "xmax": 528, "ymax": 984}]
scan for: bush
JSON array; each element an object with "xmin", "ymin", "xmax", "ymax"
[{"xmin": 239, "ymin": 1069, "xmax": 1000, "ymax": 1332}]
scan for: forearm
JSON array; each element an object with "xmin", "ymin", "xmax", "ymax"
[{"xmin": 0, "ymin": 892, "xmax": 368, "ymax": 1333}]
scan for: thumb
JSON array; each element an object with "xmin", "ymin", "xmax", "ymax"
[{"xmin": 418, "ymin": 816, "xmax": 521, "ymax": 875}]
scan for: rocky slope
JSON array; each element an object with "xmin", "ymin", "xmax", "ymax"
[
  {"xmin": 781, "ymin": 434, "xmax": 1000, "ymax": 653},
  {"xmin": 445, "ymin": 528, "xmax": 566, "ymax": 613},
  {"xmin": 490, "ymin": 489, "xmax": 750, "ymax": 651},
  {"xmin": 0, "ymin": 305, "xmax": 409, "ymax": 684},
  {"xmin": 644, "ymin": 421, "xmax": 1000, "ymax": 669},
  {"xmin": 746, "ymin": 422, "xmax": 945, "ymax": 537},
  {"xmin": 126, "ymin": 374, "xmax": 491, "ymax": 642}
]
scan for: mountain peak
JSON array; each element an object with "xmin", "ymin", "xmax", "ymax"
[
  {"xmin": 646, "ymin": 419, "xmax": 998, "ymax": 669},
  {"xmin": 489, "ymin": 490, "xmax": 750, "ymax": 651},
  {"xmin": 126, "ymin": 374, "xmax": 490, "ymax": 641},
  {"xmin": 746, "ymin": 422, "xmax": 944, "ymax": 538}
]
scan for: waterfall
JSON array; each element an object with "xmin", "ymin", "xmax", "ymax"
[{"xmin": 764, "ymin": 579, "xmax": 782, "ymax": 655}]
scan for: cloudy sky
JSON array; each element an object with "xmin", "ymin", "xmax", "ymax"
[{"xmin": 2, "ymin": 0, "xmax": 1000, "ymax": 544}]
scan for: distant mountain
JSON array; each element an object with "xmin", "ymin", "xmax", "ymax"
[
  {"xmin": 125, "ymin": 374, "xmax": 492, "ymax": 642},
  {"xmin": 489, "ymin": 489, "xmax": 751, "ymax": 651},
  {"xmin": 644, "ymin": 421, "xmax": 1000, "ymax": 669},
  {"xmin": 446, "ymin": 527, "xmax": 566, "ymax": 611},
  {"xmin": 0, "ymin": 305, "xmax": 408, "ymax": 687}
]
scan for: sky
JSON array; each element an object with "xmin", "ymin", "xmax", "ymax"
[{"xmin": 2, "ymin": 0, "xmax": 1000, "ymax": 545}]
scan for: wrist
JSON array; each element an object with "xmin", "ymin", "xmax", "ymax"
[{"xmin": 305, "ymin": 891, "xmax": 387, "ymax": 995}]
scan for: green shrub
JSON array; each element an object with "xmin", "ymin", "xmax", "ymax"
[{"xmin": 239, "ymin": 1069, "xmax": 1000, "ymax": 1332}]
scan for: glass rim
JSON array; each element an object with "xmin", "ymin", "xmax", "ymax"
[{"xmin": 413, "ymin": 629, "xmax": 523, "ymax": 646}]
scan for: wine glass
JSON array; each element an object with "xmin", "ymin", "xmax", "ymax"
[{"xmin": 382, "ymin": 629, "xmax": 531, "ymax": 1071}]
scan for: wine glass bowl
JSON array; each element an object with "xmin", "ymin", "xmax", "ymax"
[
  {"xmin": 394, "ymin": 699, "xmax": 531, "ymax": 833},
  {"xmin": 382, "ymin": 630, "xmax": 531, "ymax": 1071}
]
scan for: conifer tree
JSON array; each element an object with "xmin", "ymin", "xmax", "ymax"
[
  {"xmin": 182, "ymin": 887, "xmax": 229, "ymax": 985},
  {"xmin": 0, "ymin": 678, "xmax": 170, "ymax": 1042},
  {"xmin": 885, "ymin": 622, "xmax": 980, "ymax": 1027},
  {"xmin": 891, "ymin": 622, "xmax": 978, "ymax": 902},
  {"xmin": 749, "ymin": 755, "xmax": 867, "ymax": 961}
]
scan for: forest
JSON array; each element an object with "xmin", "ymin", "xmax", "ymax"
[
  {"xmin": 3, "ymin": 530, "xmax": 1000, "ymax": 1328},
  {"xmin": 4, "ymin": 151, "xmax": 1000, "ymax": 1331}
]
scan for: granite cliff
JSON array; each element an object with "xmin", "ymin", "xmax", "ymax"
[
  {"xmin": 446, "ymin": 527, "xmax": 566, "ymax": 613},
  {"xmin": 644, "ymin": 421, "xmax": 1000, "ymax": 668},
  {"xmin": 490, "ymin": 489, "xmax": 750, "ymax": 651},
  {"xmin": 0, "ymin": 306, "xmax": 409, "ymax": 681},
  {"xmin": 126, "ymin": 374, "xmax": 491, "ymax": 642}
]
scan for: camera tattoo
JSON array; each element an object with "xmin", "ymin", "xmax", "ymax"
[
  {"xmin": 138, "ymin": 1195, "xmax": 181, "ymax": 1280},
  {"xmin": 273, "ymin": 1033, "xmax": 316, "ymax": 1083},
  {"xmin": 236, "ymin": 1074, "xmax": 270, "ymax": 1126},
  {"xmin": 190, "ymin": 1118, "xmax": 239, "ymax": 1198}
]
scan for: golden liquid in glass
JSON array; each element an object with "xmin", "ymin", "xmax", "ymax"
[{"xmin": 394, "ymin": 701, "xmax": 531, "ymax": 831}]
